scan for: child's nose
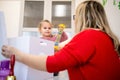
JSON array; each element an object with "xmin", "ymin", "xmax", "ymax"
[
  {"xmin": 47, "ymin": 28, "xmax": 50, "ymax": 30},
  {"xmin": 46, "ymin": 28, "xmax": 49, "ymax": 30}
]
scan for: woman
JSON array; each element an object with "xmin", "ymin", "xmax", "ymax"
[{"xmin": 2, "ymin": 0, "xmax": 120, "ymax": 80}]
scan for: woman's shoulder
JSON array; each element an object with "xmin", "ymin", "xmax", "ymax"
[
  {"xmin": 73, "ymin": 28, "xmax": 106, "ymax": 41},
  {"xmin": 77, "ymin": 28, "xmax": 104, "ymax": 36}
]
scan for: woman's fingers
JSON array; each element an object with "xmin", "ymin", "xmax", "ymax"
[
  {"xmin": 2, "ymin": 45, "xmax": 7, "ymax": 51},
  {"xmin": 2, "ymin": 51, "xmax": 9, "ymax": 58},
  {"xmin": 1, "ymin": 45, "xmax": 12, "ymax": 58}
]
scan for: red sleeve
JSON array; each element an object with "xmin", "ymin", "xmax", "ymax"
[{"xmin": 47, "ymin": 30, "xmax": 96, "ymax": 72}]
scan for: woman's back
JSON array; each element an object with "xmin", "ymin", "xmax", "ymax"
[
  {"xmin": 66, "ymin": 29, "xmax": 120, "ymax": 80},
  {"xmin": 47, "ymin": 29, "xmax": 120, "ymax": 80}
]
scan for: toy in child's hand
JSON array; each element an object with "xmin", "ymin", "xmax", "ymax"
[
  {"xmin": 54, "ymin": 24, "xmax": 66, "ymax": 76},
  {"xmin": 54, "ymin": 24, "xmax": 66, "ymax": 51}
]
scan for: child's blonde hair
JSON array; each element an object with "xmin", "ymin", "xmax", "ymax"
[{"xmin": 38, "ymin": 20, "xmax": 53, "ymax": 29}]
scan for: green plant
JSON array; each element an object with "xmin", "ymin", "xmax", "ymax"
[
  {"xmin": 102, "ymin": 0, "xmax": 120, "ymax": 10},
  {"xmin": 102, "ymin": 0, "xmax": 107, "ymax": 6}
]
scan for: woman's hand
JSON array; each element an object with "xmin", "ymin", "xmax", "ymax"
[{"xmin": 1, "ymin": 45, "xmax": 19, "ymax": 58}]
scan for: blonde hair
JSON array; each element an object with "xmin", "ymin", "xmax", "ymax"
[
  {"xmin": 38, "ymin": 20, "xmax": 53, "ymax": 29},
  {"xmin": 75, "ymin": 0, "xmax": 120, "ymax": 54}
]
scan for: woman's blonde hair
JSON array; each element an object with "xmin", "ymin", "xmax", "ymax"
[
  {"xmin": 75, "ymin": 0, "xmax": 120, "ymax": 54},
  {"xmin": 38, "ymin": 20, "xmax": 53, "ymax": 29}
]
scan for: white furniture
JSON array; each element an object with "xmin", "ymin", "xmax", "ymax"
[{"xmin": 7, "ymin": 36, "xmax": 54, "ymax": 80}]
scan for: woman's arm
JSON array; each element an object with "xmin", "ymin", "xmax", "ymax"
[{"xmin": 1, "ymin": 45, "xmax": 47, "ymax": 71}]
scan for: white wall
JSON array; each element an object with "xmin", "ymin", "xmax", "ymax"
[
  {"xmin": 0, "ymin": 0, "xmax": 22, "ymax": 38},
  {"xmin": 104, "ymin": 0, "xmax": 120, "ymax": 40}
]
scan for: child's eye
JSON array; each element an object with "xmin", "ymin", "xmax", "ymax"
[
  {"xmin": 43, "ymin": 27, "xmax": 51, "ymax": 29},
  {"xmin": 44, "ymin": 27, "xmax": 47, "ymax": 29},
  {"xmin": 48, "ymin": 27, "xmax": 51, "ymax": 29}
]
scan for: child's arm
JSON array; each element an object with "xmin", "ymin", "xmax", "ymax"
[
  {"xmin": 60, "ymin": 31, "xmax": 68, "ymax": 42},
  {"xmin": 59, "ymin": 38, "xmax": 71, "ymax": 50}
]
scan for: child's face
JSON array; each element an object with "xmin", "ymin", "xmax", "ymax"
[{"xmin": 39, "ymin": 22, "xmax": 52, "ymax": 37}]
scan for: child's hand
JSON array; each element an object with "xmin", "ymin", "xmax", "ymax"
[{"xmin": 54, "ymin": 46, "xmax": 59, "ymax": 52}]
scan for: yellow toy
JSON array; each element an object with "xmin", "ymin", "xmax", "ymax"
[
  {"xmin": 54, "ymin": 24, "xmax": 66, "ymax": 51},
  {"xmin": 58, "ymin": 24, "xmax": 66, "ymax": 29}
]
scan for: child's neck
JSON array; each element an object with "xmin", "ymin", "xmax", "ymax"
[{"xmin": 43, "ymin": 34, "xmax": 53, "ymax": 38}]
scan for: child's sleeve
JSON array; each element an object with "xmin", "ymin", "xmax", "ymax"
[{"xmin": 60, "ymin": 31, "xmax": 68, "ymax": 42}]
